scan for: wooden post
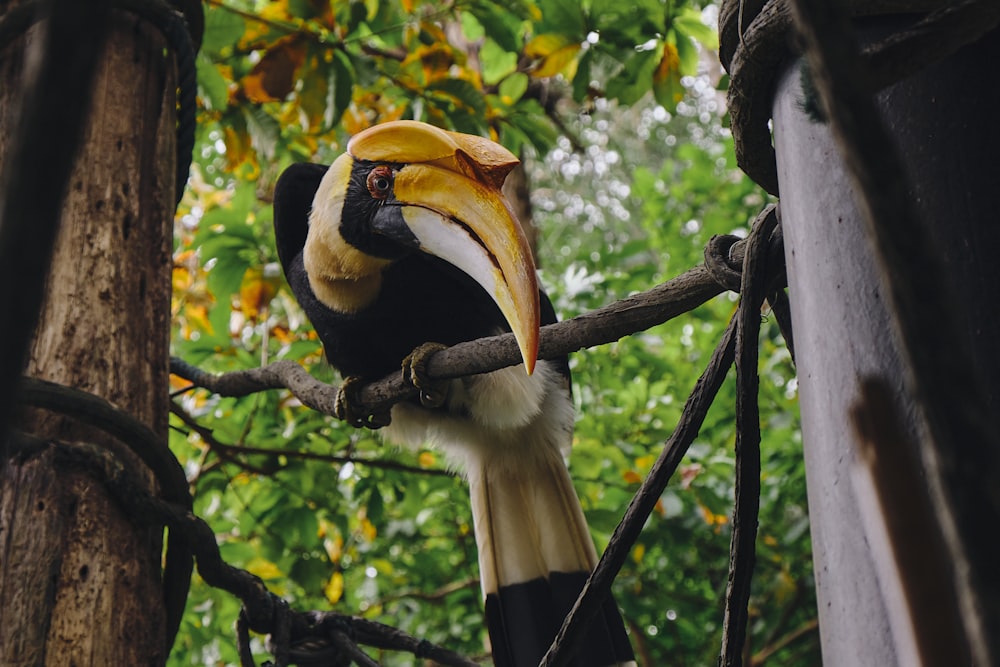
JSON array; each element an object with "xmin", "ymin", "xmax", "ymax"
[
  {"xmin": 0, "ymin": 10, "xmax": 178, "ymax": 665},
  {"xmin": 771, "ymin": 20, "xmax": 999, "ymax": 666}
]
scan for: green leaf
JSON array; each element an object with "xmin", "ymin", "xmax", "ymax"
[
  {"xmin": 460, "ymin": 9, "xmax": 485, "ymax": 41},
  {"xmin": 589, "ymin": 0, "xmax": 662, "ymax": 45},
  {"xmin": 202, "ymin": 4, "xmax": 246, "ymax": 57},
  {"xmin": 673, "ymin": 28, "xmax": 699, "ymax": 77},
  {"xmin": 244, "ymin": 107, "xmax": 281, "ymax": 162},
  {"xmin": 673, "ymin": 9, "xmax": 719, "ymax": 50},
  {"xmin": 497, "ymin": 71, "xmax": 528, "ymax": 103},
  {"xmin": 298, "ymin": 53, "xmax": 331, "ymax": 132},
  {"xmin": 196, "ymin": 53, "xmax": 230, "ymax": 112},
  {"xmin": 571, "ymin": 46, "xmax": 594, "ymax": 102},
  {"xmin": 218, "ymin": 539, "xmax": 257, "ymax": 565},
  {"xmin": 329, "ymin": 50, "xmax": 355, "ymax": 128},
  {"xmin": 367, "ymin": 486, "xmax": 385, "ymax": 525},
  {"xmin": 426, "ymin": 78, "xmax": 487, "ymax": 116},
  {"xmin": 288, "ymin": 0, "xmax": 322, "ymax": 20},
  {"xmin": 481, "ymin": 39, "xmax": 518, "ymax": 85},
  {"xmin": 605, "ymin": 49, "xmax": 658, "ymax": 105},
  {"xmin": 505, "ymin": 100, "xmax": 558, "ymax": 153},
  {"xmin": 536, "ymin": 0, "xmax": 586, "ymax": 38},
  {"xmin": 469, "ymin": 0, "xmax": 524, "ymax": 52}
]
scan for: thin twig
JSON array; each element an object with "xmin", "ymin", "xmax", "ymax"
[
  {"xmin": 170, "ymin": 400, "xmax": 456, "ymax": 477},
  {"xmin": 750, "ymin": 618, "xmax": 819, "ymax": 666},
  {"xmin": 308, "ymin": 612, "xmax": 480, "ymax": 667},
  {"xmin": 372, "ymin": 577, "xmax": 480, "ymax": 605}
]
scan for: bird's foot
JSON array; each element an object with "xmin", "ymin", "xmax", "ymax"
[
  {"xmin": 335, "ymin": 376, "xmax": 391, "ymax": 429},
  {"xmin": 402, "ymin": 342, "xmax": 449, "ymax": 408}
]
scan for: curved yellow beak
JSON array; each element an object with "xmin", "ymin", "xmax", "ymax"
[{"xmin": 349, "ymin": 121, "xmax": 540, "ymax": 374}]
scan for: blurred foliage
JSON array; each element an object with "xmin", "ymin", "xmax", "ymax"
[{"xmin": 169, "ymin": 1, "xmax": 816, "ymax": 665}]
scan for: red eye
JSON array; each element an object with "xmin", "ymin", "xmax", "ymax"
[{"xmin": 366, "ymin": 166, "xmax": 393, "ymax": 199}]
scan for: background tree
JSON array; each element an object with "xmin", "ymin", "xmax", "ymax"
[
  {"xmin": 169, "ymin": 1, "xmax": 811, "ymax": 665},
  {"xmin": 0, "ymin": 2, "xmax": 193, "ymax": 664}
]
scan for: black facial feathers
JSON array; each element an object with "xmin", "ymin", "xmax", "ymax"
[{"xmin": 339, "ymin": 159, "xmax": 419, "ymax": 260}]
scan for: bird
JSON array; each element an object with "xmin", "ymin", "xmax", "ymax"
[{"xmin": 273, "ymin": 120, "xmax": 635, "ymax": 667}]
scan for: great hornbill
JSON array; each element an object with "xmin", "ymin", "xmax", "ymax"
[{"xmin": 273, "ymin": 120, "xmax": 635, "ymax": 667}]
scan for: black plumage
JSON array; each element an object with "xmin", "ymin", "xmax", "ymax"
[{"xmin": 273, "ymin": 162, "xmax": 564, "ymax": 382}]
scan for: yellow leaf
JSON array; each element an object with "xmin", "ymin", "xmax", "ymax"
[
  {"xmin": 325, "ymin": 571, "xmax": 345, "ymax": 604},
  {"xmin": 525, "ymin": 34, "xmax": 581, "ymax": 79},
  {"xmin": 699, "ymin": 504, "xmax": 729, "ymax": 528},
  {"xmin": 622, "ymin": 470, "xmax": 642, "ymax": 485},
  {"xmin": 222, "ymin": 126, "xmax": 253, "ymax": 171},
  {"xmin": 632, "ymin": 543, "xmax": 646, "ymax": 563},
  {"xmin": 324, "ymin": 534, "xmax": 343, "ymax": 562},
  {"xmin": 654, "ymin": 498, "xmax": 666, "ymax": 517},
  {"xmin": 172, "ymin": 265, "xmax": 193, "ymax": 293},
  {"xmin": 654, "ymin": 42, "xmax": 681, "ymax": 86},
  {"xmin": 341, "ymin": 106, "xmax": 368, "ymax": 136},
  {"xmin": 258, "ymin": 0, "xmax": 291, "ymax": 22},
  {"xmin": 413, "ymin": 43, "xmax": 459, "ymax": 82},
  {"xmin": 246, "ymin": 557, "xmax": 283, "ymax": 581},
  {"xmin": 360, "ymin": 517, "xmax": 377, "ymax": 542},
  {"xmin": 774, "ymin": 568, "xmax": 797, "ymax": 603},
  {"xmin": 635, "ymin": 454, "xmax": 655, "ymax": 471},
  {"xmin": 239, "ymin": 266, "xmax": 278, "ymax": 320},
  {"xmin": 271, "ymin": 324, "xmax": 295, "ymax": 345},
  {"xmin": 183, "ymin": 303, "xmax": 213, "ymax": 336},
  {"xmin": 525, "ymin": 33, "xmax": 570, "ymax": 59},
  {"xmin": 372, "ymin": 558, "xmax": 394, "ymax": 575}
]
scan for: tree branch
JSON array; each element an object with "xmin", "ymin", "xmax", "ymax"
[
  {"xmin": 171, "ymin": 238, "xmax": 777, "ymax": 423},
  {"xmin": 371, "ymin": 577, "xmax": 480, "ymax": 606}
]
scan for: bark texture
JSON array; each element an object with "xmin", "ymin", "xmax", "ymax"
[{"xmin": 0, "ymin": 11, "xmax": 175, "ymax": 666}]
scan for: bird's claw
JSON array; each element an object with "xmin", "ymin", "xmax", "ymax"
[
  {"xmin": 402, "ymin": 342, "xmax": 449, "ymax": 408},
  {"xmin": 335, "ymin": 376, "xmax": 391, "ymax": 429}
]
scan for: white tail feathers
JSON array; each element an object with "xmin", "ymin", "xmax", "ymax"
[
  {"xmin": 380, "ymin": 360, "xmax": 634, "ymax": 666},
  {"xmin": 469, "ymin": 444, "xmax": 597, "ymax": 596}
]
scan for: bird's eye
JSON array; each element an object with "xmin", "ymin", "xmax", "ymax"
[{"xmin": 366, "ymin": 166, "xmax": 394, "ymax": 199}]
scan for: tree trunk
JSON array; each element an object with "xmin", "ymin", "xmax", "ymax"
[{"xmin": 0, "ymin": 11, "xmax": 176, "ymax": 666}]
